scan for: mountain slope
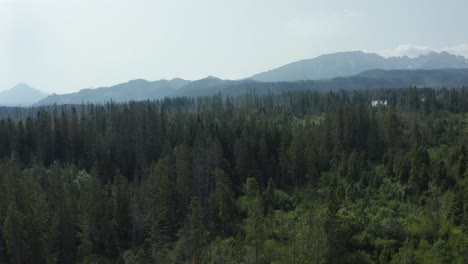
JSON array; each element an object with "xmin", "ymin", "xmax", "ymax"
[
  {"xmin": 324, "ymin": 68, "xmax": 468, "ymax": 90},
  {"xmin": 35, "ymin": 69, "xmax": 468, "ymax": 105},
  {"xmin": 0, "ymin": 83, "xmax": 48, "ymax": 105},
  {"xmin": 355, "ymin": 68, "xmax": 468, "ymax": 86},
  {"xmin": 180, "ymin": 68, "xmax": 468, "ymax": 97},
  {"xmin": 36, "ymin": 78, "xmax": 191, "ymax": 105},
  {"xmin": 170, "ymin": 68, "xmax": 468, "ymax": 98},
  {"xmin": 173, "ymin": 76, "xmax": 258, "ymax": 97},
  {"xmin": 250, "ymin": 51, "xmax": 468, "ymax": 82}
]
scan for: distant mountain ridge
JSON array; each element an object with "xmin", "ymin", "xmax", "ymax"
[
  {"xmin": 249, "ymin": 51, "xmax": 468, "ymax": 82},
  {"xmin": 176, "ymin": 68, "xmax": 468, "ymax": 97},
  {"xmin": 0, "ymin": 83, "xmax": 48, "ymax": 106},
  {"xmin": 172, "ymin": 77, "xmax": 258, "ymax": 97},
  {"xmin": 35, "ymin": 68, "xmax": 468, "ymax": 105},
  {"xmin": 36, "ymin": 78, "xmax": 191, "ymax": 105},
  {"xmin": 29, "ymin": 50, "xmax": 468, "ymax": 105}
]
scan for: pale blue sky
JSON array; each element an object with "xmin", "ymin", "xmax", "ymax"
[{"xmin": 1, "ymin": 0, "xmax": 468, "ymax": 93}]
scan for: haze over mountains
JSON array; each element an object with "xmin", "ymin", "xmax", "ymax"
[
  {"xmin": 34, "ymin": 69, "xmax": 468, "ymax": 105},
  {"xmin": 0, "ymin": 83, "xmax": 48, "ymax": 106},
  {"xmin": 37, "ymin": 78, "xmax": 190, "ymax": 105},
  {"xmin": 4, "ymin": 51, "xmax": 468, "ymax": 106},
  {"xmin": 250, "ymin": 51, "xmax": 468, "ymax": 82},
  {"xmin": 172, "ymin": 68, "xmax": 468, "ymax": 98}
]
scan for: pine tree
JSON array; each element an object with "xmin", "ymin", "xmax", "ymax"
[
  {"xmin": 262, "ymin": 178, "xmax": 276, "ymax": 214},
  {"xmin": 143, "ymin": 158, "xmax": 173, "ymax": 263},
  {"xmin": 243, "ymin": 178, "xmax": 264, "ymax": 264},
  {"xmin": 3, "ymin": 202, "xmax": 27, "ymax": 264},
  {"xmin": 112, "ymin": 170, "xmax": 131, "ymax": 250},
  {"xmin": 213, "ymin": 168, "xmax": 236, "ymax": 235},
  {"xmin": 188, "ymin": 197, "xmax": 209, "ymax": 263}
]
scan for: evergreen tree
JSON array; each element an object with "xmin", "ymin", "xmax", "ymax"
[{"xmin": 213, "ymin": 168, "xmax": 236, "ymax": 235}]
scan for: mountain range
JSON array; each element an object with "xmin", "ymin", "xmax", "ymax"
[
  {"xmin": 36, "ymin": 78, "xmax": 190, "ymax": 105},
  {"xmin": 35, "ymin": 68, "xmax": 468, "ymax": 105},
  {"xmin": 249, "ymin": 51, "xmax": 468, "ymax": 82},
  {"xmin": 181, "ymin": 68, "xmax": 468, "ymax": 97},
  {"xmin": 0, "ymin": 83, "xmax": 48, "ymax": 106},
  {"xmin": 3, "ymin": 51, "xmax": 468, "ymax": 106}
]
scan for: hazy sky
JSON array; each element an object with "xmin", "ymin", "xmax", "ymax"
[{"xmin": 1, "ymin": 0, "xmax": 468, "ymax": 94}]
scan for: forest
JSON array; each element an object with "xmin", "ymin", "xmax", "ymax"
[{"xmin": 0, "ymin": 87, "xmax": 467, "ymax": 263}]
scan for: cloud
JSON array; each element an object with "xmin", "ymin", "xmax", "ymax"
[
  {"xmin": 441, "ymin": 44, "xmax": 468, "ymax": 58},
  {"xmin": 373, "ymin": 44, "xmax": 468, "ymax": 58},
  {"xmin": 375, "ymin": 44, "xmax": 432, "ymax": 58}
]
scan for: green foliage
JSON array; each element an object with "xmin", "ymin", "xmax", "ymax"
[
  {"xmin": 188, "ymin": 197, "xmax": 209, "ymax": 262},
  {"xmin": 214, "ymin": 168, "xmax": 236, "ymax": 234},
  {"xmin": 0, "ymin": 87, "xmax": 467, "ymax": 263}
]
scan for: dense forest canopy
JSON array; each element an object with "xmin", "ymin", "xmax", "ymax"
[{"xmin": 0, "ymin": 87, "xmax": 467, "ymax": 263}]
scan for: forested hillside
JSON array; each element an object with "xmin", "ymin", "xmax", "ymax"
[
  {"xmin": 35, "ymin": 69, "xmax": 468, "ymax": 105},
  {"xmin": 0, "ymin": 87, "xmax": 467, "ymax": 263}
]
